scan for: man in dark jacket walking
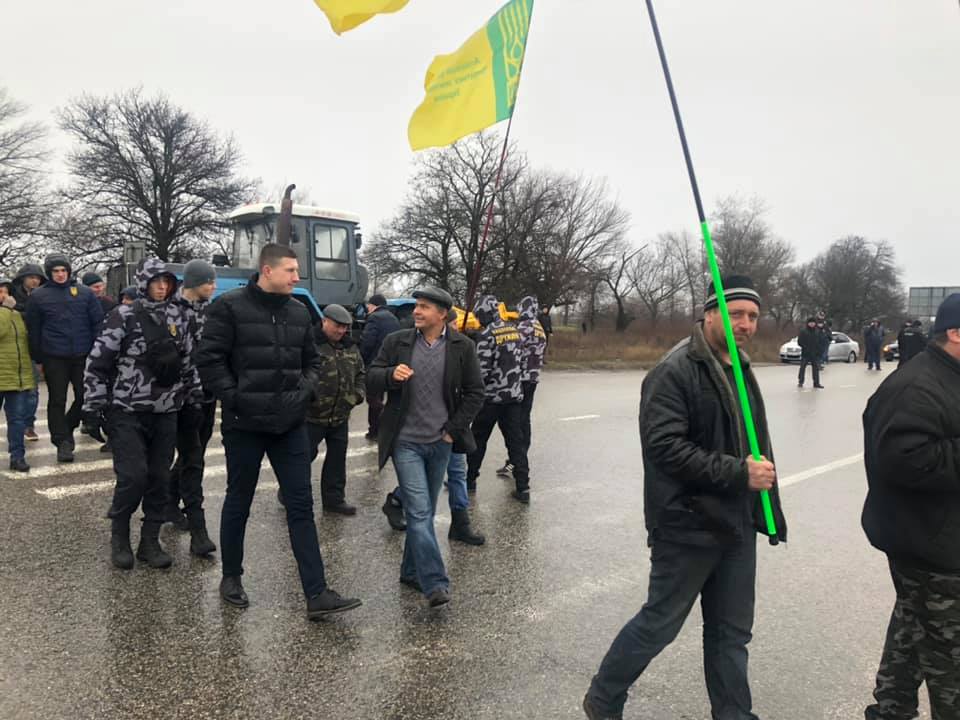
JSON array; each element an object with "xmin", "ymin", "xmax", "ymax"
[
  {"xmin": 83, "ymin": 258, "xmax": 203, "ymax": 570},
  {"xmin": 197, "ymin": 243, "xmax": 361, "ymax": 620},
  {"xmin": 11, "ymin": 263, "xmax": 45, "ymax": 442},
  {"xmin": 583, "ymin": 275, "xmax": 787, "ymax": 720},
  {"xmin": 25, "ymin": 254, "xmax": 103, "ymax": 462},
  {"xmin": 798, "ymin": 317, "xmax": 824, "ymax": 389},
  {"xmin": 360, "ymin": 293, "xmax": 400, "ymax": 440},
  {"xmin": 896, "ymin": 319, "xmax": 927, "ymax": 368},
  {"xmin": 861, "ymin": 294, "xmax": 960, "ymax": 720},
  {"xmin": 367, "ymin": 287, "xmax": 485, "ymax": 607},
  {"xmin": 302, "ymin": 303, "xmax": 365, "ymax": 515}
]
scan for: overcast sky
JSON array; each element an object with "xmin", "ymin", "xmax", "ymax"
[{"xmin": 2, "ymin": 0, "xmax": 958, "ymax": 287}]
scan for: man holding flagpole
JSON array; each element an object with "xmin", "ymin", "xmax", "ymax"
[{"xmin": 583, "ymin": 276, "xmax": 787, "ymax": 720}]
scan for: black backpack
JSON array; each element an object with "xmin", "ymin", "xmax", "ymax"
[{"xmin": 133, "ymin": 301, "xmax": 182, "ymax": 388}]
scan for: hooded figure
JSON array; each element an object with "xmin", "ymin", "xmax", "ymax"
[
  {"xmin": 11, "ymin": 263, "xmax": 46, "ymax": 313},
  {"xmin": 83, "ymin": 257, "xmax": 204, "ymax": 571}
]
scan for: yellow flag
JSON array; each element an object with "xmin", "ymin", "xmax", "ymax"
[
  {"xmin": 313, "ymin": 0, "xmax": 410, "ymax": 35},
  {"xmin": 408, "ymin": 0, "xmax": 534, "ymax": 151}
]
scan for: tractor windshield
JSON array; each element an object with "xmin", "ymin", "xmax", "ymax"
[{"xmin": 232, "ymin": 219, "xmax": 274, "ymax": 269}]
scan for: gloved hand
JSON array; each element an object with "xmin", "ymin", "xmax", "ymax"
[{"xmin": 81, "ymin": 410, "xmax": 105, "ymax": 443}]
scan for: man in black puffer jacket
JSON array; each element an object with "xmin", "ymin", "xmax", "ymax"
[
  {"xmin": 360, "ymin": 293, "xmax": 400, "ymax": 440},
  {"xmin": 25, "ymin": 253, "xmax": 103, "ymax": 462},
  {"xmin": 584, "ymin": 275, "xmax": 787, "ymax": 720},
  {"xmin": 196, "ymin": 243, "xmax": 361, "ymax": 621},
  {"xmin": 861, "ymin": 294, "xmax": 960, "ymax": 720}
]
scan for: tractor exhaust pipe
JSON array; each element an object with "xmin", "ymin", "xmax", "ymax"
[{"xmin": 275, "ymin": 184, "xmax": 296, "ymax": 246}]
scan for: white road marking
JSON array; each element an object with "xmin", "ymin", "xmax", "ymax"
[
  {"xmin": 778, "ymin": 453, "xmax": 864, "ymax": 489},
  {"xmin": 26, "ymin": 445, "xmax": 379, "ymax": 494},
  {"xmin": 839, "ymin": 385, "xmax": 857, "ymax": 389},
  {"xmin": 557, "ymin": 414, "xmax": 600, "ymax": 422}
]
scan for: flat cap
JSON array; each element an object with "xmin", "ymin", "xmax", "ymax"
[
  {"xmin": 322, "ymin": 303, "xmax": 352, "ymax": 325},
  {"xmin": 412, "ymin": 286, "xmax": 454, "ymax": 310}
]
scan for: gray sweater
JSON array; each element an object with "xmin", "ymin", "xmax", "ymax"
[{"xmin": 397, "ymin": 332, "xmax": 449, "ymax": 444}]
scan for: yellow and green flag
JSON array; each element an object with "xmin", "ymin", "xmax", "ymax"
[
  {"xmin": 408, "ymin": 0, "xmax": 534, "ymax": 151},
  {"xmin": 313, "ymin": 0, "xmax": 410, "ymax": 35}
]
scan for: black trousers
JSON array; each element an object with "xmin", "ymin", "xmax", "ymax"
[
  {"xmin": 798, "ymin": 356, "xmax": 820, "ymax": 387},
  {"xmin": 520, "ymin": 381, "xmax": 538, "ymax": 451},
  {"xmin": 466, "ymin": 401, "xmax": 530, "ymax": 491},
  {"xmin": 588, "ymin": 539, "xmax": 759, "ymax": 719},
  {"xmin": 220, "ymin": 424, "xmax": 327, "ymax": 598},
  {"xmin": 107, "ymin": 410, "xmax": 178, "ymax": 527},
  {"xmin": 307, "ymin": 420, "xmax": 350, "ymax": 507},
  {"xmin": 170, "ymin": 401, "xmax": 217, "ymax": 522},
  {"xmin": 43, "ymin": 354, "xmax": 86, "ymax": 446},
  {"xmin": 367, "ymin": 393, "xmax": 384, "ymax": 436}
]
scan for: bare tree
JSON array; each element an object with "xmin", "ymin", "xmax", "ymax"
[
  {"xmin": 602, "ymin": 243, "xmax": 640, "ymax": 332},
  {"xmin": 665, "ymin": 229, "xmax": 707, "ymax": 320},
  {"xmin": 0, "ymin": 88, "xmax": 49, "ymax": 272},
  {"xmin": 55, "ymin": 88, "xmax": 257, "ymax": 265},
  {"xmin": 629, "ymin": 236, "xmax": 685, "ymax": 327}
]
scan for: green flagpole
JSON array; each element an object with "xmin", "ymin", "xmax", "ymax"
[{"xmin": 644, "ymin": 0, "xmax": 779, "ymax": 544}]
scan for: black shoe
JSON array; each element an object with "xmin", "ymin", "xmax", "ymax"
[
  {"xmin": 9, "ymin": 457, "xmax": 29, "ymax": 472},
  {"xmin": 56, "ymin": 443, "xmax": 74, "ymax": 463},
  {"xmin": 495, "ymin": 462, "xmax": 514, "ymax": 478},
  {"xmin": 427, "ymin": 588, "xmax": 451, "ymax": 608},
  {"xmin": 511, "ymin": 489, "xmax": 530, "ymax": 504},
  {"xmin": 323, "ymin": 502, "xmax": 357, "ymax": 516},
  {"xmin": 364, "ymin": 431, "xmax": 377, "ymax": 442},
  {"xmin": 399, "ymin": 575, "xmax": 423, "ymax": 592},
  {"xmin": 164, "ymin": 505, "xmax": 189, "ymax": 531},
  {"xmin": 797, "ymin": 382, "xmax": 804, "ymax": 388},
  {"xmin": 582, "ymin": 693, "xmax": 622, "ymax": 720},
  {"xmin": 220, "ymin": 576, "xmax": 249, "ymax": 608},
  {"xmin": 110, "ymin": 532, "xmax": 134, "ymax": 570},
  {"xmin": 189, "ymin": 526, "xmax": 217, "ymax": 557},
  {"xmin": 814, "ymin": 384, "xmax": 825, "ymax": 389},
  {"xmin": 306, "ymin": 588, "xmax": 362, "ymax": 620},
  {"xmin": 136, "ymin": 535, "xmax": 173, "ymax": 569},
  {"xmin": 100, "ymin": 441, "xmax": 112, "ymax": 454},
  {"xmin": 81, "ymin": 422, "xmax": 105, "ymax": 443},
  {"xmin": 382, "ymin": 492, "xmax": 406, "ymax": 531},
  {"xmin": 449, "ymin": 509, "xmax": 485, "ymax": 545}
]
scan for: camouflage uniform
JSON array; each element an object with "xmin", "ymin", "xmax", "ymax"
[
  {"xmin": 517, "ymin": 296, "xmax": 547, "ymax": 453},
  {"xmin": 466, "ymin": 295, "xmax": 531, "ymax": 496},
  {"xmin": 84, "ymin": 258, "xmax": 201, "ymax": 538},
  {"xmin": 305, "ymin": 331, "xmax": 365, "ymax": 507},
  {"xmin": 168, "ymin": 288, "xmax": 216, "ymax": 530},
  {"xmin": 865, "ymin": 560, "xmax": 960, "ymax": 719}
]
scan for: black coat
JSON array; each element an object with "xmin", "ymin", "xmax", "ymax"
[
  {"xmin": 797, "ymin": 326, "xmax": 821, "ymax": 360},
  {"xmin": 640, "ymin": 323, "xmax": 788, "ymax": 547},
  {"xmin": 359, "ymin": 306, "xmax": 400, "ymax": 365},
  {"xmin": 366, "ymin": 327, "xmax": 485, "ymax": 470},
  {"xmin": 196, "ymin": 278, "xmax": 320, "ymax": 435},
  {"xmin": 862, "ymin": 343, "xmax": 960, "ymax": 572},
  {"xmin": 896, "ymin": 326, "xmax": 927, "ymax": 366}
]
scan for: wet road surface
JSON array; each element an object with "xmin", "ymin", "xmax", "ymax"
[{"xmin": 0, "ymin": 361, "xmax": 931, "ymax": 719}]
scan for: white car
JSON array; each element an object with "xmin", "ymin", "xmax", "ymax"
[{"xmin": 779, "ymin": 332, "xmax": 860, "ymax": 364}]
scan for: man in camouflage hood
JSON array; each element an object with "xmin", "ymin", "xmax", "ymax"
[
  {"xmin": 497, "ymin": 296, "xmax": 547, "ymax": 483},
  {"xmin": 83, "ymin": 257, "xmax": 203, "ymax": 571},
  {"xmin": 465, "ymin": 294, "xmax": 530, "ymax": 503}
]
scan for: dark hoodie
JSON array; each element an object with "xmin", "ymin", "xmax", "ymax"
[
  {"xmin": 473, "ymin": 294, "xmax": 523, "ymax": 404},
  {"xmin": 82, "ymin": 258, "xmax": 201, "ymax": 414},
  {"xmin": 517, "ymin": 296, "xmax": 547, "ymax": 384},
  {"xmin": 25, "ymin": 254, "xmax": 103, "ymax": 361},
  {"xmin": 11, "ymin": 263, "xmax": 46, "ymax": 314}
]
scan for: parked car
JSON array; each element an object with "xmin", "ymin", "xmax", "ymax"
[
  {"xmin": 779, "ymin": 332, "xmax": 860, "ymax": 364},
  {"xmin": 883, "ymin": 341, "xmax": 899, "ymax": 361}
]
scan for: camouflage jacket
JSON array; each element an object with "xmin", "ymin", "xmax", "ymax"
[
  {"xmin": 173, "ymin": 289, "xmax": 212, "ymax": 404},
  {"xmin": 473, "ymin": 295, "xmax": 523, "ymax": 404},
  {"xmin": 306, "ymin": 331, "xmax": 365, "ymax": 426},
  {"xmin": 517, "ymin": 296, "xmax": 547, "ymax": 384},
  {"xmin": 83, "ymin": 259, "xmax": 202, "ymax": 414}
]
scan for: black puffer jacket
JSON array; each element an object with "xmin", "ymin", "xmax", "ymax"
[
  {"xmin": 196, "ymin": 277, "xmax": 320, "ymax": 435},
  {"xmin": 862, "ymin": 343, "xmax": 960, "ymax": 572},
  {"xmin": 640, "ymin": 323, "xmax": 788, "ymax": 547},
  {"xmin": 359, "ymin": 306, "xmax": 400, "ymax": 365}
]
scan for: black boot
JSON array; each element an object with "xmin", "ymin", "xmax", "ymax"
[
  {"xmin": 56, "ymin": 440, "xmax": 74, "ymax": 463},
  {"xmin": 110, "ymin": 519, "xmax": 134, "ymax": 570},
  {"xmin": 136, "ymin": 522, "xmax": 173, "ymax": 569},
  {"xmin": 448, "ymin": 509, "xmax": 485, "ymax": 545},
  {"xmin": 9, "ymin": 457, "xmax": 29, "ymax": 473},
  {"xmin": 188, "ymin": 512, "xmax": 217, "ymax": 557}
]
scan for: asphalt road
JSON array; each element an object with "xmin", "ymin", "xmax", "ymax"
[{"xmin": 0, "ymin": 360, "xmax": 931, "ymax": 719}]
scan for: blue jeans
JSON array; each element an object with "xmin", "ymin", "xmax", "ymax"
[
  {"xmin": 392, "ymin": 439, "xmax": 453, "ymax": 594},
  {"xmin": 26, "ymin": 362, "xmax": 39, "ymax": 429},
  {"xmin": 446, "ymin": 452, "xmax": 469, "ymax": 512},
  {"xmin": 1, "ymin": 390, "xmax": 31, "ymax": 461}
]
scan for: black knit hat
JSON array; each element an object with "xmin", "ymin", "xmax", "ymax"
[
  {"xmin": 703, "ymin": 275, "xmax": 761, "ymax": 313},
  {"xmin": 934, "ymin": 293, "xmax": 960, "ymax": 334},
  {"xmin": 81, "ymin": 272, "xmax": 103, "ymax": 287}
]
